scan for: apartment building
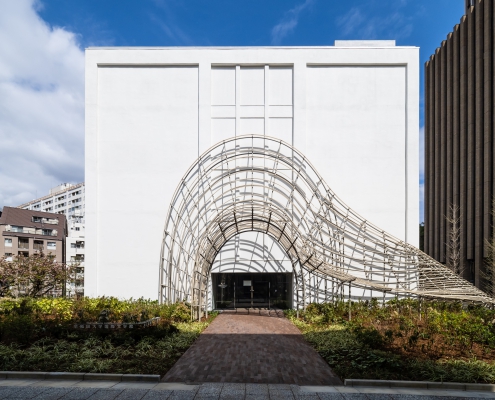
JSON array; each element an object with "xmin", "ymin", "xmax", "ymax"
[
  {"xmin": 18, "ymin": 183, "xmax": 85, "ymax": 296},
  {"xmin": 0, "ymin": 207, "xmax": 66, "ymax": 263}
]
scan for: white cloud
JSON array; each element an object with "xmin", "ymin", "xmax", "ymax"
[
  {"xmin": 0, "ymin": 0, "xmax": 84, "ymax": 209},
  {"xmin": 271, "ymin": 0, "xmax": 314, "ymax": 45},
  {"xmin": 336, "ymin": 3, "xmax": 413, "ymax": 41},
  {"xmin": 150, "ymin": 0, "xmax": 193, "ymax": 45}
]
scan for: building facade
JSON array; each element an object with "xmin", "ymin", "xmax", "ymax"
[
  {"xmin": 424, "ymin": 0, "xmax": 493, "ymax": 288},
  {"xmin": 0, "ymin": 207, "xmax": 66, "ymax": 263},
  {"xmin": 86, "ymin": 43, "xmax": 419, "ymax": 302},
  {"xmin": 18, "ymin": 183, "xmax": 85, "ymax": 296}
]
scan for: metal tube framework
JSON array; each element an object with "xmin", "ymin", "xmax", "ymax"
[{"xmin": 159, "ymin": 135, "xmax": 493, "ymax": 316}]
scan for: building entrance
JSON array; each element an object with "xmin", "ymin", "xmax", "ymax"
[{"xmin": 212, "ymin": 273, "xmax": 292, "ymax": 309}]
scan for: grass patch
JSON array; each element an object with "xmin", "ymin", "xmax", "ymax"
[
  {"xmin": 287, "ymin": 299, "xmax": 495, "ymax": 383},
  {"xmin": 0, "ymin": 297, "xmax": 216, "ymax": 376}
]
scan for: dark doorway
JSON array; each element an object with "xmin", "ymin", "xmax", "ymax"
[{"xmin": 212, "ymin": 273, "xmax": 292, "ymax": 309}]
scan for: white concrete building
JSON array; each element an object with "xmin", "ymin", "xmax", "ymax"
[
  {"xmin": 18, "ymin": 183, "xmax": 85, "ymax": 296},
  {"xmin": 85, "ymin": 43, "xmax": 419, "ymax": 303}
]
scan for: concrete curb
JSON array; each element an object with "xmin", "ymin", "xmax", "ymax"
[
  {"xmin": 0, "ymin": 371, "xmax": 160, "ymax": 382},
  {"xmin": 344, "ymin": 379, "xmax": 495, "ymax": 392}
]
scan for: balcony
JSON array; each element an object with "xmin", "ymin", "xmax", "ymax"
[
  {"xmin": 33, "ymin": 243, "xmax": 44, "ymax": 251},
  {"xmin": 5, "ymin": 226, "xmax": 57, "ymax": 236},
  {"xmin": 18, "ymin": 241, "xmax": 29, "ymax": 250}
]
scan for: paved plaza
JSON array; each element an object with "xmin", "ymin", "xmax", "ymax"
[
  {"xmin": 0, "ymin": 380, "xmax": 493, "ymax": 399},
  {"xmin": 162, "ymin": 309, "xmax": 341, "ymax": 385}
]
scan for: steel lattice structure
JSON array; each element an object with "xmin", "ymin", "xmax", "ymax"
[{"xmin": 159, "ymin": 135, "xmax": 493, "ymax": 314}]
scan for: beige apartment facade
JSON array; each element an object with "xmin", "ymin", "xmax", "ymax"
[{"xmin": 0, "ymin": 207, "xmax": 67, "ymax": 262}]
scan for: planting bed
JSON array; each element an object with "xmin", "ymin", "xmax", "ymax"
[
  {"xmin": 0, "ymin": 297, "xmax": 215, "ymax": 376},
  {"xmin": 288, "ymin": 299, "xmax": 495, "ymax": 383}
]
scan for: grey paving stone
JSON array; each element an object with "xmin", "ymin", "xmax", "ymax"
[
  {"xmin": 221, "ymin": 383, "xmax": 245, "ymax": 391},
  {"xmin": 270, "ymin": 389, "xmax": 295, "ymax": 399},
  {"xmin": 196, "ymin": 384, "xmax": 222, "ymax": 396},
  {"xmin": 219, "ymin": 389, "xmax": 244, "ymax": 400},
  {"xmin": 293, "ymin": 392, "xmax": 320, "ymax": 400},
  {"xmin": 167, "ymin": 391, "xmax": 197, "ymax": 400},
  {"xmin": 390, "ymin": 397, "xmax": 468, "ymax": 400},
  {"xmin": 340, "ymin": 394, "xmax": 369, "ymax": 400},
  {"xmin": 2, "ymin": 386, "xmax": 49, "ymax": 399},
  {"xmin": 115, "ymin": 389, "xmax": 150, "ymax": 400},
  {"xmin": 245, "ymin": 384, "xmax": 268, "ymax": 394},
  {"xmin": 141, "ymin": 390, "xmax": 173, "ymax": 400},
  {"xmin": 364, "ymin": 395, "xmax": 393, "ymax": 400},
  {"xmin": 245, "ymin": 395, "xmax": 269, "ymax": 400},
  {"xmin": 269, "ymin": 384, "xmax": 292, "ymax": 390},
  {"xmin": 317, "ymin": 394, "xmax": 344, "ymax": 400},
  {"xmin": 32, "ymin": 388, "xmax": 76, "ymax": 400},
  {"xmin": 86, "ymin": 389, "xmax": 124, "ymax": 399},
  {"xmin": 291, "ymin": 385, "xmax": 320, "ymax": 399},
  {"xmin": 59, "ymin": 388, "xmax": 99, "ymax": 400},
  {"xmin": 193, "ymin": 395, "xmax": 219, "ymax": 400},
  {"xmin": 0, "ymin": 387, "xmax": 25, "ymax": 399},
  {"xmin": 199, "ymin": 383, "xmax": 223, "ymax": 388}
]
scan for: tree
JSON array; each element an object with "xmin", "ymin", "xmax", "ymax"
[
  {"xmin": 0, "ymin": 257, "xmax": 13, "ymax": 297},
  {"xmin": 445, "ymin": 203, "xmax": 464, "ymax": 276},
  {"xmin": 0, "ymin": 252, "xmax": 73, "ymax": 298}
]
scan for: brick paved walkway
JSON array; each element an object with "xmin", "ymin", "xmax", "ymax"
[{"xmin": 162, "ymin": 309, "xmax": 342, "ymax": 385}]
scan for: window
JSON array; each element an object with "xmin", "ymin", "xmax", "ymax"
[
  {"xmin": 71, "ymin": 243, "xmax": 76, "ymax": 248},
  {"xmin": 42, "ymin": 229, "xmax": 53, "ymax": 236},
  {"xmin": 4, "ymin": 253, "xmax": 12, "ymax": 262},
  {"xmin": 33, "ymin": 240, "xmax": 44, "ymax": 251},
  {"xmin": 4, "ymin": 238, "xmax": 12, "ymax": 247},
  {"xmin": 18, "ymin": 238, "xmax": 29, "ymax": 249},
  {"xmin": 47, "ymin": 242, "xmax": 56, "ymax": 250},
  {"xmin": 75, "ymin": 227, "xmax": 80, "ymax": 231},
  {"xmin": 11, "ymin": 225, "xmax": 23, "ymax": 233},
  {"xmin": 32, "ymin": 216, "xmax": 42, "ymax": 223},
  {"xmin": 18, "ymin": 251, "xmax": 29, "ymax": 257}
]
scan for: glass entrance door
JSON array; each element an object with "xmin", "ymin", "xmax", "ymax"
[
  {"xmin": 212, "ymin": 273, "xmax": 292, "ymax": 309},
  {"xmin": 237, "ymin": 278, "xmax": 253, "ymax": 307},
  {"xmin": 252, "ymin": 280, "xmax": 269, "ymax": 307}
]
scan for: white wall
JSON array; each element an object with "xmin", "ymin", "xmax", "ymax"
[{"xmin": 85, "ymin": 45, "xmax": 419, "ymax": 299}]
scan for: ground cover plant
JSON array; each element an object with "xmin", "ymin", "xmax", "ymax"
[
  {"xmin": 0, "ymin": 297, "xmax": 216, "ymax": 376},
  {"xmin": 287, "ymin": 299, "xmax": 495, "ymax": 383}
]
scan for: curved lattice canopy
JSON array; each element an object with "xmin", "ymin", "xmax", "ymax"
[{"xmin": 160, "ymin": 135, "xmax": 493, "ymax": 312}]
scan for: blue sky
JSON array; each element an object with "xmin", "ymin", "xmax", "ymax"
[{"xmin": 0, "ymin": 0, "xmax": 466, "ymax": 222}]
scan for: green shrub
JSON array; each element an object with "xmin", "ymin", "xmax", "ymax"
[
  {"xmin": 0, "ymin": 297, "xmax": 215, "ymax": 376},
  {"xmin": 170, "ymin": 302, "xmax": 191, "ymax": 322},
  {"xmin": 288, "ymin": 300, "xmax": 495, "ymax": 383}
]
